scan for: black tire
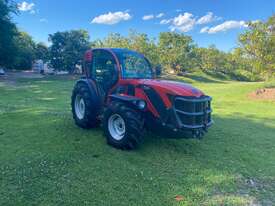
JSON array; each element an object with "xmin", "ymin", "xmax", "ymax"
[
  {"xmin": 71, "ymin": 82, "xmax": 100, "ymax": 128},
  {"xmin": 103, "ymin": 101, "xmax": 145, "ymax": 150}
]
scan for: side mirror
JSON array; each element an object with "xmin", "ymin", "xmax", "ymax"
[{"xmin": 155, "ymin": 65, "xmax": 162, "ymax": 77}]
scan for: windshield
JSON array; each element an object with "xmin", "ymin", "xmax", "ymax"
[{"xmin": 117, "ymin": 50, "xmax": 153, "ymax": 79}]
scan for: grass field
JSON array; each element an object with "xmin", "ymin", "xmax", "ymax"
[{"xmin": 0, "ymin": 74, "xmax": 275, "ymax": 206}]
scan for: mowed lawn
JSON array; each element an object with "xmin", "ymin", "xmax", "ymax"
[{"xmin": 0, "ymin": 75, "xmax": 274, "ymax": 206}]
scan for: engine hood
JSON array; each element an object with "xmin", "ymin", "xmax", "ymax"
[{"xmin": 138, "ymin": 79, "xmax": 204, "ymax": 97}]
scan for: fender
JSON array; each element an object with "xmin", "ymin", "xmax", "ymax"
[{"xmin": 109, "ymin": 94, "xmax": 147, "ymax": 111}]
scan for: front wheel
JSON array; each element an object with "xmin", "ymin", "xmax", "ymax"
[
  {"xmin": 71, "ymin": 82, "xmax": 100, "ymax": 128},
  {"xmin": 103, "ymin": 101, "xmax": 145, "ymax": 150}
]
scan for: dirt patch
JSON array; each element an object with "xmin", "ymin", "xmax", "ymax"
[{"xmin": 249, "ymin": 88, "xmax": 275, "ymax": 101}]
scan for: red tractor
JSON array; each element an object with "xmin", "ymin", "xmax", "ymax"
[{"xmin": 71, "ymin": 48, "xmax": 213, "ymax": 150}]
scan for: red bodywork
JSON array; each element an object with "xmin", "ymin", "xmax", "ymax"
[
  {"xmin": 113, "ymin": 79, "xmax": 205, "ymax": 117},
  {"xmin": 85, "ymin": 49, "xmax": 206, "ymax": 118}
]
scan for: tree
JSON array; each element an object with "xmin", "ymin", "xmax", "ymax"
[
  {"xmin": 92, "ymin": 31, "xmax": 160, "ymax": 67},
  {"xmin": 158, "ymin": 32, "xmax": 196, "ymax": 74},
  {"xmin": 35, "ymin": 42, "xmax": 49, "ymax": 62},
  {"xmin": 128, "ymin": 31, "xmax": 159, "ymax": 67},
  {"xmin": 238, "ymin": 15, "xmax": 275, "ymax": 79},
  {"xmin": 0, "ymin": 0, "xmax": 18, "ymax": 68},
  {"xmin": 49, "ymin": 30, "xmax": 90, "ymax": 72},
  {"xmin": 195, "ymin": 45, "xmax": 229, "ymax": 74},
  {"xmin": 101, "ymin": 33, "xmax": 130, "ymax": 48},
  {"xmin": 13, "ymin": 31, "xmax": 36, "ymax": 70}
]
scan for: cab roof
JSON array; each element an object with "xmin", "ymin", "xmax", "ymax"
[{"xmin": 92, "ymin": 48, "xmax": 143, "ymax": 56}]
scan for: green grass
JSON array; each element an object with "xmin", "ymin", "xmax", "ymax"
[
  {"xmin": 264, "ymin": 80, "xmax": 275, "ymax": 88},
  {"xmin": 0, "ymin": 74, "xmax": 275, "ymax": 205}
]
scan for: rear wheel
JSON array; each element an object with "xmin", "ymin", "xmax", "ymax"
[
  {"xmin": 71, "ymin": 82, "xmax": 100, "ymax": 128},
  {"xmin": 103, "ymin": 101, "xmax": 144, "ymax": 150},
  {"xmin": 74, "ymin": 94, "xmax": 85, "ymax": 120}
]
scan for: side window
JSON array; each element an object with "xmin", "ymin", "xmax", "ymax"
[{"xmin": 92, "ymin": 50, "xmax": 118, "ymax": 91}]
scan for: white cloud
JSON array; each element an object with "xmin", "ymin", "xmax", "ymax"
[
  {"xmin": 200, "ymin": 26, "xmax": 209, "ymax": 33},
  {"xmin": 160, "ymin": 19, "xmax": 172, "ymax": 25},
  {"xmin": 197, "ymin": 12, "xmax": 220, "ymax": 24},
  {"xmin": 169, "ymin": 12, "xmax": 196, "ymax": 32},
  {"xmin": 158, "ymin": 11, "xmax": 248, "ymax": 34},
  {"xmin": 156, "ymin": 13, "xmax": 164, "ymax": 18},
  {"xmin": 39, "ymin": 18, "xmax": 48, "ymax": 23},
  {"xmin": 18, "ymin": 1, "xmax": 35, "ymax": 11},
  {"xmin": 91, "ymin": 11, "xmax": 132, "ymax": 25},
  {"xmin": 142, "ymin": 14, "xmax": 154, "ymax": 20},
  {"xmin": 205, "ymin": 20, "xmax": 248, "ymax": 33},
  {"xmin": 143, "ymin": 13, "xmax": 164, "ymax": 21}
]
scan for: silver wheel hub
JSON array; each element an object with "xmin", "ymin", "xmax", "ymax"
[
  {"xmin": 75, "ymin": 95, "xmax": 85, "ymax": 120},
  {"xmin": 108, "ymin": 114, "xmax": 125, "ymax": 140}
]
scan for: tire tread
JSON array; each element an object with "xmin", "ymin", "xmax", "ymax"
[
  {"xmin": 103, "ymin": 101, "xmax": 145, "ymax": 150},
  {"xmin": 71, "ymin": 82, "xmax": 99, "ymax": 128}
]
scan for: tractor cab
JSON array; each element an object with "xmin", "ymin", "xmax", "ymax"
[
  {"xmin": 84, "ymin": 48, "xmax": 154, "ymax": 98},
  {"xmin": 71, "ymin": 48, "xmax": 213, "ymax": 150}
]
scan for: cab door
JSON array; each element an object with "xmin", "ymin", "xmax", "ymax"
[{"xmin": 90, "ymin": 49, "xmax": 119, "ymax": 96}]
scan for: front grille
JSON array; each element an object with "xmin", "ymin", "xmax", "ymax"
[{"xmin": 174, "ymin": 96, "xmax": 212, "ymax": 129}]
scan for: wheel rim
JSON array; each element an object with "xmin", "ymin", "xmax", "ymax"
[
  {"xmin": 108, "ymin": 114, "xmax": 126, "ymax": 140},
  {"xmin": 75, "ymin": 95, "xmax": 85, "ymax": 120}
]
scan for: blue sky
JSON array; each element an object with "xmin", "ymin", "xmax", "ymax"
[{"xmin": 14, "ymin": 0, "xmax": 275, "ymax": 51}]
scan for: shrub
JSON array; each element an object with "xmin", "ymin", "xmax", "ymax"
[
  {"xmin": 264, "ymin": 80, "xmax": 275, "ymax": 88},
  {"xmin": 229, "ymin": 70, "xmax": 262, "ymax": 82}
]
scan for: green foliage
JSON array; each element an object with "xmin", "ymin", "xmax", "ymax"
[
  {"xmin": 264, "ymin": 80, "xmax": 275, "ymax": 88},
  {"xmin": 0, "ymin": 0, "xmax": 18, "ymax": 68},
  {"xmin": 0, "ymin": 4, "xmax": 273, "ymax": 82},
  {"xmin": 0, "ymin": 0, "xmax": 41, "ymax": 70},
  {"xmin": 48, "ymin": 30, "xmax": 90, "ymax": 72},
  {"xmin": 35, "ymin": 42, "xmax": 49, "ymax": 62},
  {"xmin": 128, "ymin": 31, "xmax": 159, "ymax": 67},
  {"xmin": 158, "ymin": 32, "xmax": 196, "ymax": 73},
  {"xmin": 239, "ymin": 15, "xmax": 275, "ymax": 80},
  {"xmin": 12, "ymin": 31, "xmax": 36, "ymax": 70},
  {"xmin": 194, "ymin": 45, "xmax": 263, "ymax": 81},
  {"xmin": 97, "ymin": 33, "xmax": 130, "ymax": 48},
  {"xmin": 195, "ymin": 46, "xmax": 228, "ymax": 73},
  {"xmin": 91, "ymin": 30, "xmax": 266, "ymax": 81},
  {"xmin": 92, "ymin": 31, "xmax": 159, "ymax": 67}
]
